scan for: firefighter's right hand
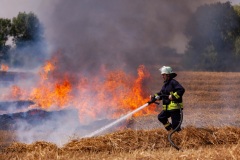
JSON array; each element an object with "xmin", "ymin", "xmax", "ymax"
[{"xmin": 148, "ymin": 95, "xmax": 156, "ymax": 104}]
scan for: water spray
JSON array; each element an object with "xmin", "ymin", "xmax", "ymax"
[
  {"xmin": 83, "ymin": 103, "xmax": 150, "ymax": 138},
  {"xmin": 83, "ymin": 95, "xmax": 183, "ymax": 151}
]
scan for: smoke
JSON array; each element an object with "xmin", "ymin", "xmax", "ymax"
[
  {"xmin": 14, "ymin": 109, "xmax": 81, "ymax": 146},
  {"xmin": 42, "ymin": 0, "xmax": 233, "ymax": 74},
  {"xmin": 0, "ymin": 0, "xmax": 238, "ymax": 72},
  {"xmin": 0, "ymin": 0, "xmax": 236, "ymax": 72}
]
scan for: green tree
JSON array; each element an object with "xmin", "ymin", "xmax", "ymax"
[
  {"xmin": 0, "ymin": 18, "xmax": 11, "ymax": 61},
  {"xmin": 183, "ymin": 2, "xmax": 240, "ymax": 71},
  {"xmin": 10, "ymin": 12, "xmax": 46, "ymax": 68},
  {"xmin": 11, "ymin": 12, "xmax": 43, "ymax": 48},
  {"xmin": 0, "ymin": 12, "xmax": 46, "ymax": 68}
]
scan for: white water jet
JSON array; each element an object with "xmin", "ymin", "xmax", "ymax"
[{"xmin": 84, "ymin": 103, "xmax": 149, "ymax": 138}]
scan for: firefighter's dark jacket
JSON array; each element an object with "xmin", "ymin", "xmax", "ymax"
[{"xmin": 155, "ymin": 76, "xmax": 185, "ymax": 111}]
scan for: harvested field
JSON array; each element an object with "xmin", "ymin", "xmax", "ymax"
[
  {"xmin": 1, "ymin": 71, "xmax": 240, "ymax": 159},
  {"xmin": 1, "ymin": 127, "xmax": 240, "ymax": 159}
]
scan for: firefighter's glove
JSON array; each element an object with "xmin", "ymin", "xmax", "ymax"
[
  {"xmin": 148, "ymin": 95, "xmax": 156, "ymax": 104},
  {"xmin": 148, "ymin": 94, "xmax": 159, "ymax": 104}
]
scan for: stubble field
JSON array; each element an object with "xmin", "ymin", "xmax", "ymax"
[{"xmin": 1, "ymin": 71, "xmax": 240, "ymax": 159}]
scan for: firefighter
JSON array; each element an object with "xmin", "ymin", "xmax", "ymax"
[{"xmin": 149, "ymin": 66, "xmax": 185, "ymax": 131}]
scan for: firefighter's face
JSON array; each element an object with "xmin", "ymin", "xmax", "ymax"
[{"xmin": 162, "ymin": 74, "xmax": 169, "ymax": 81}]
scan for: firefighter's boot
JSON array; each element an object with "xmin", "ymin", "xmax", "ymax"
[{"xmin": 164, "ymin": 122, "xmax": 172, "ymax": 131}]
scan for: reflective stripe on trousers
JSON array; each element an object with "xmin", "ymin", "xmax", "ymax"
[{"xmin": 163, "ymin": 102, "xmax": 183, "ymax": 110}]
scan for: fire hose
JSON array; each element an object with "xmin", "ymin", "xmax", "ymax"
[
  {"xmin": 167, "ymin": 103, "xmax": 183, "ymax": 151},
  {"xmin": 148, "ymin": 94, "xmax": 183, "ymax": 151}
]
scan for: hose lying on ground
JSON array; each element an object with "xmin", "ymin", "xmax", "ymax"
[{"xmin": 167, "ymin": 103, "xmax": 183, "ymax": 151}]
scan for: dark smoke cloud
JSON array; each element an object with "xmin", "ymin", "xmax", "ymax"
[
  {"xmin": 0, "ymin": 0, "xmax": 234, "ymax": 73},
  {"xmin": 44, "ymin": 0, "xmax": 228, "ymax": 74}
]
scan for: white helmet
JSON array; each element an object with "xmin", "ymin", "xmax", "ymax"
[{"xmin": 159, "ymin": 66, "xmax": 174, "ymax": 74}]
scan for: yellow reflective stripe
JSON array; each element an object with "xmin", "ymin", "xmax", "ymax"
[
  {"xmin": 168, "ymin": 102, "xmax": 183, "ymax": 110},
  {"xmin": 163, "ymin": 105, "xmax": 167, "ymax": 110},
  {"xmin": 173, "ymin": 92, "xmax": 180, "ymax": 99},
  {"xmin": 162, "ymin": 102, "xmax": 183, "ymax": 110},
  {"xmin": 164, "ymin": 122, "xmax": 171, "ymax": 127},
  {"xmin": 154, "ymin": 93, "xmax": 158, "ymax": 96}
]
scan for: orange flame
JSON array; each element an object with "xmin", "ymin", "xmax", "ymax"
[
  {"xmin": 29, "ymin": 59, "xmax": 72, "ymax": 108},
  {"xmin": 30, "ymin": 78, "xmax": 72, "ymax": 108},
  {"xmin": 72, "ymin": 64, "xmax": 157, "ymax": 122},
  {"xmin": 1, "ymin": 64, "xmax": 9, "ymax": 71},
  {"xmin": 39, "ymin": 59, "xmax": 56, "ymax": 80},
  {"xmin": 2, "ymin": 58, "xmax": 157, "ymax": 123},
  {"xmin": 8, "ymin": 85, "xmax": 25, "ymax": 100}
]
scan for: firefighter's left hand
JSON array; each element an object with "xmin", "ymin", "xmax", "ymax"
[{"xmin": 169, "ymin": 95, "xmax": 173, "ymax": 100}]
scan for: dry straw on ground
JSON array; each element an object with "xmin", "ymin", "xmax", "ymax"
[{"xmin": 1, "ymin": 126, "xmax": 240, "ymax": 159}]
